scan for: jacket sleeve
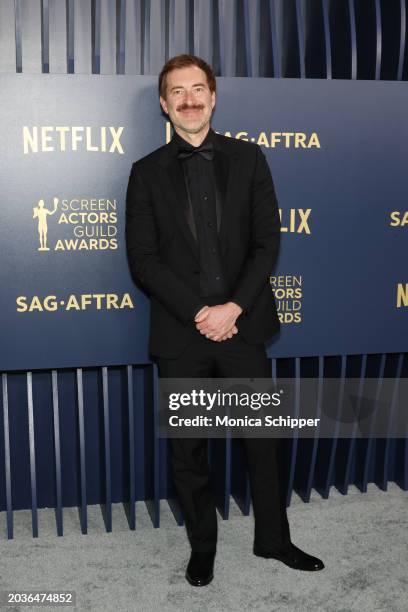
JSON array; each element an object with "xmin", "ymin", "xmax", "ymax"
[
  {"xmin": 125, "ymin": 162, "xmax": 206, "ymax": 325},
  {"xmin": 230, "ymin": 146, "xmax": 281, "ymax": 314}
]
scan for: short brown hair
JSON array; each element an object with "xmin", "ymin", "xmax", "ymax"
[{"xmin": 158, "ymin": 54, "xmax": 216, "ymax": 100}]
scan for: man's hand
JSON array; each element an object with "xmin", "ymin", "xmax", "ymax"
[
  {"xmin": 218, "ymin": 324, "xmax": 238, "ymax": 341},
  {"xmin": 194, "ymin": 302, "xmax": 243, "ymax": 341}
]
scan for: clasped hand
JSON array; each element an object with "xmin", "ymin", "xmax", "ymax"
[{"xmin": 194, "ymin": 302, "xmax": 243, "ymax": 342}]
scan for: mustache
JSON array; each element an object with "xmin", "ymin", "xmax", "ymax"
[{"xmin": 177, "ymin": 104, "xmax": 204, "ymax": 111}]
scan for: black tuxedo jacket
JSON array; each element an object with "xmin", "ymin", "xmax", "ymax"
[{"xmin": 125, "ymin": 130, "xmax": 281, "ymax": 358}]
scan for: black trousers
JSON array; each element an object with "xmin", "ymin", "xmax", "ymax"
[{"xmin": 155, "ymin": 331, "xmax": 291, "ymax": 553}]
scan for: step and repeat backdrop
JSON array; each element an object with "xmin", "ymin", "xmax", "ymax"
[{"xmin": 0, "ymin": 75, "xmax": 406, "ymax": 371}]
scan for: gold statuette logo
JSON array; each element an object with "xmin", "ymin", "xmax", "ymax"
[{"xmin": 33, "ymin": 197, "xmax": 59, "ymax": 251}]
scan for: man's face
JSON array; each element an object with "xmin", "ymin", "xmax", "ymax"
[{"xmin": 160, "ymin": 65, "xmax": 216, "ymax": 135}]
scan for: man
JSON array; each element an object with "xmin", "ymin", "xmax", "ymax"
[{"xmin": 125, "ymin": 54, "xmax": 324, "ymax": 586}]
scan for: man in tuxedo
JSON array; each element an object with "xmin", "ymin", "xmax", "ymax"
[{"xmin": 125, "ymin": 54, "xmax": 324, "ymax": 586}]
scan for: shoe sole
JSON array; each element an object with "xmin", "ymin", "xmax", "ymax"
[
  {"xmin": 185, "ymin": 572, "xmax": 214, "ymax": 587},
  {"xmin": 253, "ymin": 548, "xmax": 324, "ymax": 571}
]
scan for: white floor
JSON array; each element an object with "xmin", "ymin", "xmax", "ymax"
[{"xmin": 0, "ymin": 483, "xmax": 407, "ymax": 612}]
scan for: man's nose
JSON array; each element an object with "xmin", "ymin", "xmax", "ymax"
[{"xmin": 183, "ymin": 90, "xmax": 196, "ymax": 105}]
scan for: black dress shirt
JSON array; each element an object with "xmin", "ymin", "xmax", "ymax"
[{"xmin": 171, "ymin": 127, "xmax": 234, "ymax": 319}]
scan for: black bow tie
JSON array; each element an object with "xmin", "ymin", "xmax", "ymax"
[{"xmin": 177, "ymin": 141, "xmax": 214, "ymax": 161}]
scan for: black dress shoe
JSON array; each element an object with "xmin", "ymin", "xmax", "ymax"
[
  {"xmin": 185, "ymin": 550, "xmax": 216, "ymax": 586},
  {"xmin": 253, "ymin": 542, "xmax": 324, "ymax": 571}
]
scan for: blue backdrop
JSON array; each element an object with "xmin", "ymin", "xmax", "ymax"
[{"xmin": 1, "ymin": 74, "xmax": 407, "ymax": 371}]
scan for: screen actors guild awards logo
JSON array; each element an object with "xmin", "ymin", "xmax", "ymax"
[{"xmin": 33, "ymin": 197, "xmax": 58, "ymax": 251}]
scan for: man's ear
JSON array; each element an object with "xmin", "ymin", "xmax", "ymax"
[
  {"xmin": 211, "ymin": 91, "xmax": 216, "ymax": 110},
  {"xmin": 160, "ymin": 96, "xmax": 168, "ymax": 114}
]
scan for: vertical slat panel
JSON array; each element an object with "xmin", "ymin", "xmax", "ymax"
[
  {"xmin": 124, "ymin": 0, "xmax": 143, "ymax": 74},
  {"xmin": 322, "ymin": 355, "xmax": 347, "ymax": 498},
  {"xmin": 235, "ymin": 0, "xmax": 249, "ymax": 75},
  {"xmin": 396, "ymin": 352, "xmax": 408, "ymax": 490},
  {"xmin": 357, "ymin": 354, "xmax": 386, "ymax": 492},
  {"xmin": 218, "ymin": 0, "xmax": 237, "ymax": 75},
  {"xmin": 2, "ymin": 374, "xmax": 13, "ymax": 539},
  {"xmin": 379, "ymin": 0, "xmax": 404, "ymax": 79},
  {"xmin": 20, "ymin": 0, "xmax": 42, "ymax": 73},
  {"xmin": 243, "ymin": 0, "xmax": 260, "ymax": 77},
  {"xmin": 168, "ymin": 0, "xmax": 190, "ymax": 57},
  {"xmin": 397, "ymin": 0, "xmax": 406, "ymax": 79},
  {"xmin": 100, "ymin": 0, "xmax": 116, "ymax": 73},
  {"xmin": 209, "ymin": 437, "xmax": 230, "ymax": 519},
  {"xmin": 271, "ymin": 358, "xmax": 277, "ymax": 384},
  {"xmin": 349, "ymin": 0, "xmax": 357, "ymax": 78},
  {"xmin": 124, "ymin": 365, "xmax": 136, "ymax": 529},
  {"xmin": 380, "ymin": 353, "xmax": 404, "ymax": 490},
  {"xmin": 15, "ymin": 0, "xmax": 23, "ymax": 72},
  {"xmin": 74, "ymin": 0, "xmax": 92, "ymax": 74},
  {"xmin": 49, "ymin": 0, "xmax": 67, "ymax": 73},
  {"xmin": 92, "ymin": 0, "xmax": 101, "ymax": 73},
  {"xmin": 116, "ymin": 0, "xmax": 126, "ymax": 73},
  {"xmin": 322, "ymin": 0, "xmax": 332, "ymax": 77},
  {"xmin": 0, "ymin": 0, "xmax": 16, "ymax": 72},
  {"xmin": 269, "ymin": 0, "xmax": 281, "ymax": 77},
  {"xmin": 224, "ymin": 434, "xmax": 232, "ymax": 518},
  {"xmin": 230, "ymin": 437, "xmax": 251, "ymax": 515},
  {"xmin": 194, "ymin": 0, "xmax": 214, "ymax": 66},
  {"xmin": 41, "ymin": 0, "xmax": 50, "ymax": 72},
  {"xmin": 354, "ymin": 0, "xmax": 379, "ymax": 79},
  {"xmin": 51, "ymin": 370, "xmax": 63, "ymax": 536},
  {"xmin": 255, "ymin": 0, "xmax": 274, "ymax": 77},
  {"xmin": 285, "ymin": 357, "xmax": 300, "ymax": 507},
  {"xmin": 273, "ymin": 0, "xmax": 284, "ymax": 77},
  {"xmin": 338, "ymin": 354, "xmax": 367, "ymax": 495},
  {"xmin": 295, "ymin": 0, "xmax": 305, "ymax": 77},
  {"xmin": 276, "ymin": 0, "xmax": 301, "ymax": 77},
  {"xmin": 305, "ymin": 356, "xmax": 324, "ymax": 501},
  {"xmin": 153, "ymin": 364, "xmax": 161, "ymax": 527},
  {"xmin": 26, "ymin": 373, "xmax": 38, "ymax": 537},
  {"xmin": 374, "ymin": 0, "xmax": 382, "ymax": 79},
  {"xmin": 400, "ymin": 437, "xmax": 408, "ymax": 490},
  {"xmin": 66, "ymin": 0, "xmax": 75, "ymax": 72},
  {"xmin": 329, "ymin": 0, "xmax": 353, "ymax": 79},
  {"xmin": 164, "ymin": 435, "xmax": 184, "ymax": 525},
  {"xmin": 303, "ymin": 0, "xmax": 328, "ymax": 78},
  {"xmin": 101, "ymin": 367, "xmax": 112, "ymax": 531},
  {"xmin": 144, "ymin": 364, "xmax": 160, "ymax": 527},
  {"xmin": 147, "ymin": 0, "xmax": 167, "ymax": 74},
  {"xmin": 76, "ymin": 368, "xmax": 87, "ymax": 533}
]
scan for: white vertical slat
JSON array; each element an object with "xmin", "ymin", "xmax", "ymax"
[
  {"xmin": 0, "ymin": 0, "xmax": 16, "ymax": 73},
  {"xmin": 148, "ymin": 0, "xmax": 167, "ymax": 74},
  {"xmin": 21, "ymin": 0, "xmax": 42, "ymax": 73},
  {"xmin": 218, "ymin": 0, "xmax": 237, "ymax": 75},
  {"xmin": 125, "ymin": 0, "xmax": 143, "ymax": 74},
  {"xmin": 169, "ymin": 0, "xmax": 190, "ymax": 57},
  {"xmin": 273, "ymin": 0, "xmax": 285, "ymax": 76},
  {"xmin": 49, "ymin": 0, "xmax": 67, "ymax": 73},
  {"xmin": 100, "ymin": 0, "xmax": 116, "ymax": 74},
  {"xmin": 74, "ymin": 0, "xmax": 92, "ymax": 73},
  {"xmin": 194, "ymin": 0, "xmax": 213, "ymax": 65},
  {"xmin": 245, "ymin": 0, "xmax": 261, "ymax": 76}
]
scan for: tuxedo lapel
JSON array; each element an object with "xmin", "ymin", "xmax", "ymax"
[
  {"xmin": 215, "ymin": 145, "xmax": 240, "ymax": 251},
  {"xmin": 158, "ymin": 153, "xmax": 200, "ymax": 261}
]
